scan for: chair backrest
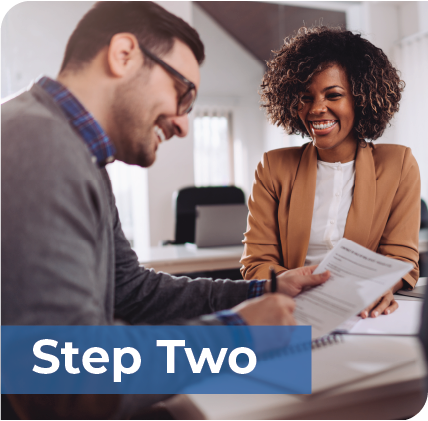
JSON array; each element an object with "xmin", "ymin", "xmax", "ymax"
[
  {"xmin": 419, "ymin": 280, "xmax": 428, "ymax": 390},
  {"xmin": 421, "ymin": 199, "xmax": 428, "ymax": 229},
  {"xmin": 173, "ymin": 186, "xmax": 246, "ymax": 244}
]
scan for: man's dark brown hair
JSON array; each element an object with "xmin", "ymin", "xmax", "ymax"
[{"xmin": 60, "ymin": 1, "xmax": 205, "ymax": 72}]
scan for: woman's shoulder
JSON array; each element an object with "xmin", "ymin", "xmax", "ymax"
[
  {"xmin": 370, "ymin": 143, "xmax": 419, "ymax": 182},
  {"xmin": 264, "ymin": 143, "xmax": 309, "ymax": 166},
  {"xmin": 370, "ymin": 143, "xmax": 417, "ymax": 169}
]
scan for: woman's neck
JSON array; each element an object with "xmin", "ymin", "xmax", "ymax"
[{"xmin": 316, "ymin": 137, "xmax": 357, "ymax": 163}]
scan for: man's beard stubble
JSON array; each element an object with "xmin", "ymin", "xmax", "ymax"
[{"xmin": 111, "ymin": 77, "xmax": 156, "ymax": 168}]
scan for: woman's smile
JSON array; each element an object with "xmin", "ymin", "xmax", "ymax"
[
  {"xmin": 309, "ymin": 119, "xmax": 338, "ymax": 135},
  {"xmin": 298, "ymin": 64, "xmax": 357, "ymax": 162}
]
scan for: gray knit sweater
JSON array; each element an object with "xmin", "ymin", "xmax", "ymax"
[{"xmin": 1, "ymin": 84, "xmax": 251, "ymax": 417}]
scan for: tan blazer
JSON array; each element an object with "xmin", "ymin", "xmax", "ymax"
[{"xmin": 241, "ymin": 142, "xmax": 420, "ymax": 288}]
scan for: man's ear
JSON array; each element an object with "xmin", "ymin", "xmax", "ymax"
[{"xmin": 107, "ymin": 33, "xmax": 143, "ymax": 78}]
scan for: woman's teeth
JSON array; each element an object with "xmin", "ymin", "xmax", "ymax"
[
  {"xmin": 154, "ymin": 125, "xmax": 166, "ymax": 142},
  {"xmin": 311, "ymin": 120, "xmax": 337, "ymax": 130}
]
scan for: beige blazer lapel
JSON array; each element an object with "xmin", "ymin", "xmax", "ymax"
[
  {"xmin": 344, "ymin": 143, "xmax": 376, "ymax": 247},
  {"xmin": 287, "ymin": 143, "xmax": 318, "ymax": 268}
]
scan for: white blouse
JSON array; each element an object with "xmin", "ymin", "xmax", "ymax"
[{"xmin": 304, "ymin": 160, "xmax": 355, "ymax": 266}]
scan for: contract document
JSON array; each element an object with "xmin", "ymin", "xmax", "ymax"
[{"xmin": 294, "ymin": 238, "xmax": 413, "ymax": 339}]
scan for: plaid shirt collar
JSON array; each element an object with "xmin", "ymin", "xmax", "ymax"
[{"xmin": 37, "ymin": 76, "xmax": 116, "ymax": 167}]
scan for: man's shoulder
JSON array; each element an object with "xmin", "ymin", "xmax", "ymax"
[
  {"xmin": 2, "ymin": 86, "xmax": 98, "ymax": 180},
  {"xmin": 3, "ymin": 86, "xmax": 71, "ymax": 139}
]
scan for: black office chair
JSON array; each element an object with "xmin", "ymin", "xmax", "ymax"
[
  {"xmin": 421, "ymin": 199, "xmax": 428, "ymax": 229},
  {"xmin": 420, "ymin": 199, "xmax": 428, "ymax": 278},
  {"xmin": 419, "ymin": 277, "xmax": 428, "ymax": 391},
  {"xmin": 163, "ymin": 186, "xmax": 246, "ymax": 280},
  {"xmin": 164, "ymin": 185, "xmax": 246, "ymax": 245}
]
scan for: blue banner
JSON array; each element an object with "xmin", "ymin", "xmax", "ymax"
[{"xmin": 2, "ymin": 325, "xmax": 311, "ymax": 394}]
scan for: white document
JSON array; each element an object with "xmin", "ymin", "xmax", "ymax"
[
  {"xmin": 294, "ymin": 238, "xmax": 413, "ymax": 339},
  {"xmin": 177, "ymin": 336, "xmax": 420, "ymax": 420},
  {"xmin": 246, "ymin": 335, "xmax": 416, "ymax": 394},
  {"xmin": 348, "ymin": 300, "xmax": 423, "ymax": 335}
]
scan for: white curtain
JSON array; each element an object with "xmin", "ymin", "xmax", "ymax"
[
  {"xmin": 393, "ymin": 32, "xmax": 428, "ymax": 202},
  {"xmin": 193, "ymin": 109, "xmax": 234, "ymax": 186},
  {"xmin": 106, "ymin": 161, "xmax": 150, "ymax": 252},
  {"xmin": 0, "ymin": 14, "xmax": 13, "ymax": 99}
]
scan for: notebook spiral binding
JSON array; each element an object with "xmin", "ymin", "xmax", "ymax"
[
  {"xmin": 258, "ymin": 333, "xmax": 343, "ymax": 361},
  {"xmin": 312, "ymin": 333, "xmax": 343, "ymax": 350}
]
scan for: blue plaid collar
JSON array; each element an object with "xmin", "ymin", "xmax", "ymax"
[{"xmin": 37, "ymin": 76, "xmax": 116, "ymax": 167}]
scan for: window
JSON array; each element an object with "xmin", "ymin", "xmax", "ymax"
[
  {"xmin": 106, "ymin": 161, "xmax": 150, "ymax": 252},
  {"xmin": 393, "ymin": 31, "xmax": 428, "ymax": 202},
  {"xmin": 193, "ymin": 110, "xmax": 234, "ymax": 186}
]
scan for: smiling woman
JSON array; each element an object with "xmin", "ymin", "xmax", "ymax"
[{"xmin": 241, "ymin": 26, "xmax": 421, "ymax": 319}]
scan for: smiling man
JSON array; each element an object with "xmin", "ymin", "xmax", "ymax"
[{"xmin": 2, "ymin": 2, "xmax": 329, "ymax": 418}]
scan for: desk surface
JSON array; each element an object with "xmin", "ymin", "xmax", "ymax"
[
  {"xmin": 136, "ymin": 244, "xmax": 244, "ymax": 274},
  {"xmin": 136, "ymin": 230, "xmax": 427, "ymax": 275},
  {"xmin": 166, "ymin": 336, "xmax": 427, "ymax": 420},
  {"xmin": 165, "ymin": 287, "xmax": 427, "ymax": 420}
]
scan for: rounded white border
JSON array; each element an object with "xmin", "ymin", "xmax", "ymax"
[{"xmin": 0, "ymin": 0, "xmax": 24, "ymax": 29}]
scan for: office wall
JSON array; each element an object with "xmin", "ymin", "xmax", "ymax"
[
  {"xmin": 0, "ymin": 1, "xmax": 195, "ymax": 248},
  {"xmin": 357, "ymin": 2, "xmax": 428, "ymax": 154},
  {"xmin": 146, "ymin": 1, "xmax": 195, "ymax": 246},
  {"xmin": 192, "ymin": 4, "xmax": 268, "ymax": 200},
  {"xmin": 2, "ymin": 1, "xmax": 427, "ymax": 242},
  {"xmin": 1, "ymin": 1, "xmax": 95, "ymax": 98}
]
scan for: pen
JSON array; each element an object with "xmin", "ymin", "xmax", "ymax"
[{"xmin": 270, "ymin": 267, "xmax": 277, "ymax": 293}]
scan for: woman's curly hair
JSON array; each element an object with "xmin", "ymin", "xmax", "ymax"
[{"xmin": 260, "ymin": 26, "xmax": 405, "ymax": 141}]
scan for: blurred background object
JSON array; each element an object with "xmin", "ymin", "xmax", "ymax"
[{"xmin": 2, "ymin": 1, "xmax": 427, "ymax": 254}]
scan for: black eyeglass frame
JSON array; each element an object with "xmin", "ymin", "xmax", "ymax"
[{"xmin": 138, "ymin": 44, "xmax": 197, "ymax": 115}]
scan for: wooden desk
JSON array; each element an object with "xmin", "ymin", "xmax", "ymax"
[
  {"xmin": 165, "ymin": 292, "xmax": 427, "ymax": 419},
  {"xmin": 136, "ymin": 230, "xmax": 427, "ymax": 276},
  {"xmin": 165, "ymin": 336, "xmax": 427, "ymax": 420},
  {"xmin": 135, "ymin": 244, "xmax": 244, "ymax": 274}
]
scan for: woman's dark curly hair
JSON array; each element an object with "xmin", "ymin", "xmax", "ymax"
[{"xmin": 260, "ymin": 26, "xmax": 405, "ymax": 141}]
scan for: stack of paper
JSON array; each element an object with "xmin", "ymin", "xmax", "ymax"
[{"xmin": 293, "ymin": 238, "xmax": 414, "ymax": 339}]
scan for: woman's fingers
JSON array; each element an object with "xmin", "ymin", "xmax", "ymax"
[
  {"xmin": 383, "ymin": 299, "xmax": 399, "ymax": 315},
  {"xmin": 369, "ymin": 292, "xmax": 397, "ymax": 317},
  {"xmin": 369, "ymin": 295, "xmax": 390, "ymax": 317},
  {"xmin": 360, "ymin": 299, "xmax": 379, "ymax": 319},
  {"xmin": 360, "ymin": 290, "xmax": 398, "ymax": 318}
]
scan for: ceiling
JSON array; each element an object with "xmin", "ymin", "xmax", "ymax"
[{"xmin": 195, "ymin": 1, "xmax": 347, "ymax": 64}]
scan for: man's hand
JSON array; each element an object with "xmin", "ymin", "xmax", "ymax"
[
  {"xmin": 265, "ymin": 265, "xmax": 330, "ymax": 297},
  {"xmin": 233, "ymin": 294, "xmax": 296, "ymax": 325}
]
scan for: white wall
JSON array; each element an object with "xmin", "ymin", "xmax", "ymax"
[
  {"xmin": 192, "ymin": 4, "xmax": 267, "ymax": 199},
  {"xmin": 1, "ymin": 1, "xmax": 95, "ymax": 98},
  {"xmin": 147, "ymin": 1, "xmax": 195, "ymax": 246},
  {"xmin": 3, "ymin": 1, "xmax": 153, "ymax": 252},
  {"xmin": 2, "ymin": 1, "xmax": 427, "ymax": 243},
  {"xmin": 0, "ymin": 1, "xmax": 207, "ymax": 248}
]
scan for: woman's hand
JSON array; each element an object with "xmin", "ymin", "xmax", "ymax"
[
  {"xmin": 359, "ymin": 289, "xmax": 399, "ymax": 318},
  {"xmin": 266, "ymin": 265, "xmax": 330, "ymax": 297},
  {"xmin": 359, "ymin": 278, "xmax": 404, "ymax": 318}
]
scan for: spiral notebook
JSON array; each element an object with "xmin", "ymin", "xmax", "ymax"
[
  {"xmin": 168, "ymin": 335, "xmax": 420, "ymax": 420},
  {"xmin": 247, "ymin": 334, "xmax": 416, "ymax": 394},
  {"xmin": 334, "ymin": 300, "xmax": 423, "ymax": 336}
]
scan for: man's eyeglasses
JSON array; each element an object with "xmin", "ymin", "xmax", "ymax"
[{"xmin": 138, "ymin": 44, "xmax": 197, "ymax": 116}]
